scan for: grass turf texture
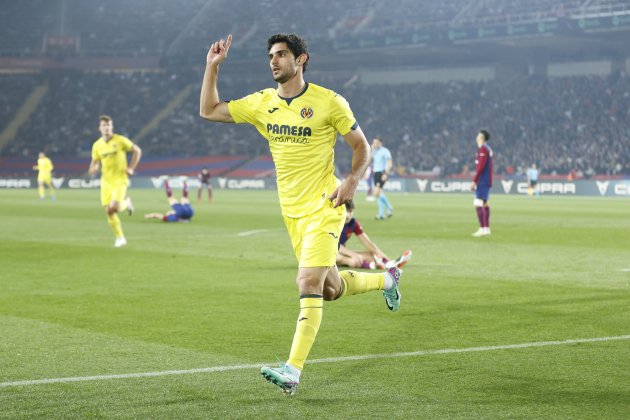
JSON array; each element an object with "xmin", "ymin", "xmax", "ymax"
[{"xmin": 0, "ymin": 189, "xmax": 629, "ymax": 418}]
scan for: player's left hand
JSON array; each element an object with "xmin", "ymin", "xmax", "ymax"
[
  {"xmin": 126, "ymin": 168, "xmax": 135, "ymax": 176},
  {"xmin": 470, "ymin": 182, "xmax": 477, "ymax": 191},
  {"xmin": 328, "ymin": 177, "xmax": 359, "ymax": 208}
]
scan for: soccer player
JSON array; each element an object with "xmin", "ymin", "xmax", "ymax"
[
  {"xmin": 32, "ymin": 152, "xmax": 55, "ymax": 200},
  {"xmin": 200, "ymin": 33, "xmax": 403, "ymax": 395},
  {"xmin": 527, "ymin": 163, "xmax": 539, "ymax": 197},
  {"xmin": 470, "ymin": 130, "xmax": 493, "ymax": 237},
  {"xmin": 371, "ymin": 137, "xmax": 394, "ymax": 219},
  {"xmin": 337, "ymin": 200, "xmax": 412, "ymax": 270},
  {"xmin": 145, "ymin": 179, "xmax": 195, "ymax": 223},
  {"xmin": 197, "ymin": 167, "xmax": 213, "ymax": 202},
  {"xmin": 88, "ymin": 115, "xmax": 142, "ymax": 247}
]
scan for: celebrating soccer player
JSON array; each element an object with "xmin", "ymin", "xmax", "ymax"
[
  {"xmin": 200, "ymin": 33, "xmax": 404, "ymax": 395},
  {"xmin": 371, "ymin": 137, "xmax": 394, "ymax": 219},
  {"xmin": 88, "ymin": 115, "xmax": 142, "ymax": 247},
  {"xmin": 471, "ymin": 130, "xmax": 493, "ymax": 237},
  {"xmin": 32, "ymin": 152, "xmax": 55, "ymax": 200}
]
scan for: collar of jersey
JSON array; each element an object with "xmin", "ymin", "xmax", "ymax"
[{"xmin": 277, "ymin": 82, "xmax": 309, "ymax": 106}]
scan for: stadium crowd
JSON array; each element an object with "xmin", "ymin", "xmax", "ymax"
[
  {"xmin": 2, "ymin": 70, "xmax": 629, "ymax": 177},
  {"xmin": 1, "ymin": 0, "xmax": 619, "ymax": 57}
]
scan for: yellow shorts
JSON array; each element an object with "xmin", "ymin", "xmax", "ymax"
[
  {"xmin": 100, "ymin": 181, "xmax": 128, "ymax": 207},
  {"xmin": 283, "ymin": 200, "xmax": 346, "ymax": 267},
  {"xmin": 37, "ymin": 174, "xmax": 52, "ymax": 185}
]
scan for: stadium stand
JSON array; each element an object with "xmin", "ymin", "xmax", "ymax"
[
  {"xmin": 1, "ymin": 71, "xmax": 629, "ymax": 177},
  {"xmin": 1, "ymin": 1, "xmax": 629, "ymax": 179},
  {"xmin": 0, "ymin": 155, "xmax": 247, "ymax": 178}
]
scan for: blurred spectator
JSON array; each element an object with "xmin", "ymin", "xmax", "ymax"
[{"xmin": 2, "ymin": 71, "xmax": 629, "ymax": 177}]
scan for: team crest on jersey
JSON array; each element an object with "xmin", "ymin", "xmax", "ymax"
[{"xmin": 300, "ymin": 107, "xmax": 314, "ymax": 119}]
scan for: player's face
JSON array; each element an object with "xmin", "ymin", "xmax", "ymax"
[
  {"xmin": 100, "ymin": 120, "xmax": 113, "ymax": 137},
  {"xmin": 475, "ymin": 133, "xmax": 484, "ymax": 147},
  {"xmin": 268, "ymin": 43, "xmax": 301, "ymax": 84},
  {"xmin": 372, "ymin": 139, "xmax": 382, "ymax": 149},
  {"xmin": 38, "ymin": 152, "xmax": 45, "ymax": 159}
]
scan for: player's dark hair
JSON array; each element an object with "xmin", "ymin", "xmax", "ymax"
[
  {"xmin": 479, "ymin": 130, "xmax": 490, "ymax": 141},
  {"xmin": 99, "ymin": 115, "xmax": 113, "ymax": 123},
  {"xmin": 267, "ymin": 33, "xmax": 309, "ymax": 73},
  {"xmin": 345, "ymin": 200, "xmax": 355, "ymax": 211}
]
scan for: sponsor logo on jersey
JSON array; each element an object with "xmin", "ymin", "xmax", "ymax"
[
  {"xmin": 266, "ymin": 124, "xmax": 312, "ymax": 144},
  {"xmin": 266, "ymin": 124, "xmax": 312, "ymax": 137}
]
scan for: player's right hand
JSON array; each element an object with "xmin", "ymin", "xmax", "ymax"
[{"xmin": 206, "ymin": 34, "xmax": 233, "ymax": 66}]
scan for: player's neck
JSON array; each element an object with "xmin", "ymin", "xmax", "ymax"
[
  {"xmin": 103, "ymin": 134, "xmax": 113, "ymax": 142},
  {"xmin": 277, "ymin": 74, "xmax": 306, "ymax": 99}
]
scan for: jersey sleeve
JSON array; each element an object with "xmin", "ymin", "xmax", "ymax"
[
  {"xmin": 353, "ymin": 219, "xmax": 364, "ymax": 235},
  {"xmin": 120, "ymin": 136, "xmax": 134, "ymax": 152},
  {"xmin": 91, "ymin": 142, "xmax": 100, "ymax": 161},
  {"xmin": 227, "ymin": 91, "xmax": 264, "ymax": 125},
  {"xmin": 473, "ymin": 149, "xmax": 488, "ymax": 184},
  {"xmin": 329, "ymin": 93, "xmax": 357, "ymax": 135}
]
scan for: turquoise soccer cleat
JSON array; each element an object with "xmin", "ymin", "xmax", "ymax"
[
  {"xmin": 260, "ymin": 364, "xmax": 300, "ymax": 396},
  {"xmin": 383, "ymin": 267, "xmax": 402, "ymax": 312}
]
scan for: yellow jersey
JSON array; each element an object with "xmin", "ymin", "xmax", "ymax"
[
  {"xmin": 36, "ymin": 157, "xmax": 53, "ymax": 176},
  {"xmin": 228, "ymin": 82, "xmax": 357, "ymax": 217},
  {"xmin": 91, "ymin": 134, "xmax": 134, "ymax": 184}
]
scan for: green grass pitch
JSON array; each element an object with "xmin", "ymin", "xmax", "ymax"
[{"xmin": 1, "ymin": 189, "xmax": 629, "ymax": 418}]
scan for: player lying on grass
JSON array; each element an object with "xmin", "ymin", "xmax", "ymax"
[
  {"xmin": 337, "ymin": 200, "xmax": 412, "ymax": 270},
  {"xmin": 144, "ymin": 178, "xmax": 194, "ymax": 223}
]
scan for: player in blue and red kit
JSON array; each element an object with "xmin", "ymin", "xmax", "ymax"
[
  {"xmin": 470, "ymin": 130, "xmax": 492, "ymax": 237},
  {"xmin": 197, "ymin": 167, "xmax": 213, "ymax": 202},
  {"xmin": 144, "ymin": 178, "xmax": 195, "ymax": 223},
  {"xmin": 337, "ymin": 200, "xmax": 412, "ymax": 269}
]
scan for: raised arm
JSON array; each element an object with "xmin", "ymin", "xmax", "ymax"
[
  {"xmin": 199, "ymin": 35, "xmax": 234, "ymax": 123},
  {"xmin": 329, "ymin": 126, "xmax": 370, "ymax": 207}
]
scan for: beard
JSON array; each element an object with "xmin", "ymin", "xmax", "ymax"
[{"xmin": 273, "ymin": 68, "xmax": 296, "ymax": 84}]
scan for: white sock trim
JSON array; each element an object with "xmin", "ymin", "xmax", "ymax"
[{"xmin": 383, "ymin": 272, "xmax": 394, "ymax": 291}]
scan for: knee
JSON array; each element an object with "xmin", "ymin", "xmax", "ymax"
[
  {"xmin": 106, "ymin": 205, "xmax": 118, "ymax": 216},
  {"xmin": 295, "ymin": 273, "xmax": 323, "ymax": 296},
  {"xmin": 323, "ymin": 283, "xmax": 341, "ymax": 301}
]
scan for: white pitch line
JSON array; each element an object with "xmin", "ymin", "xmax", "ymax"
[
  {"xmin": 1, "ymin": 334, "xmax": 629, "ymax": 388},
  {"xmin": 237, "ymin": 229, "xmax": 268, "ymax": 237},
  {"xmin": 618, "ymin": 268, "xmax": 630, "ymax": 272}
]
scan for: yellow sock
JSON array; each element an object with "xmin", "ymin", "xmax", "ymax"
[
  {"xmin": 287, "ymin": 295, "xmax": 323, "ymax": 371},
  {"xmin": 339, "ymin": 270, "xmax": 385, "ymax": 297},
  {"xmin": 107, "ymin": 213, "xmax": 124, "ymax": 238},
  {"xmin": 38, "ymin": 185, "xmax": 45, "ymax": 198}
]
